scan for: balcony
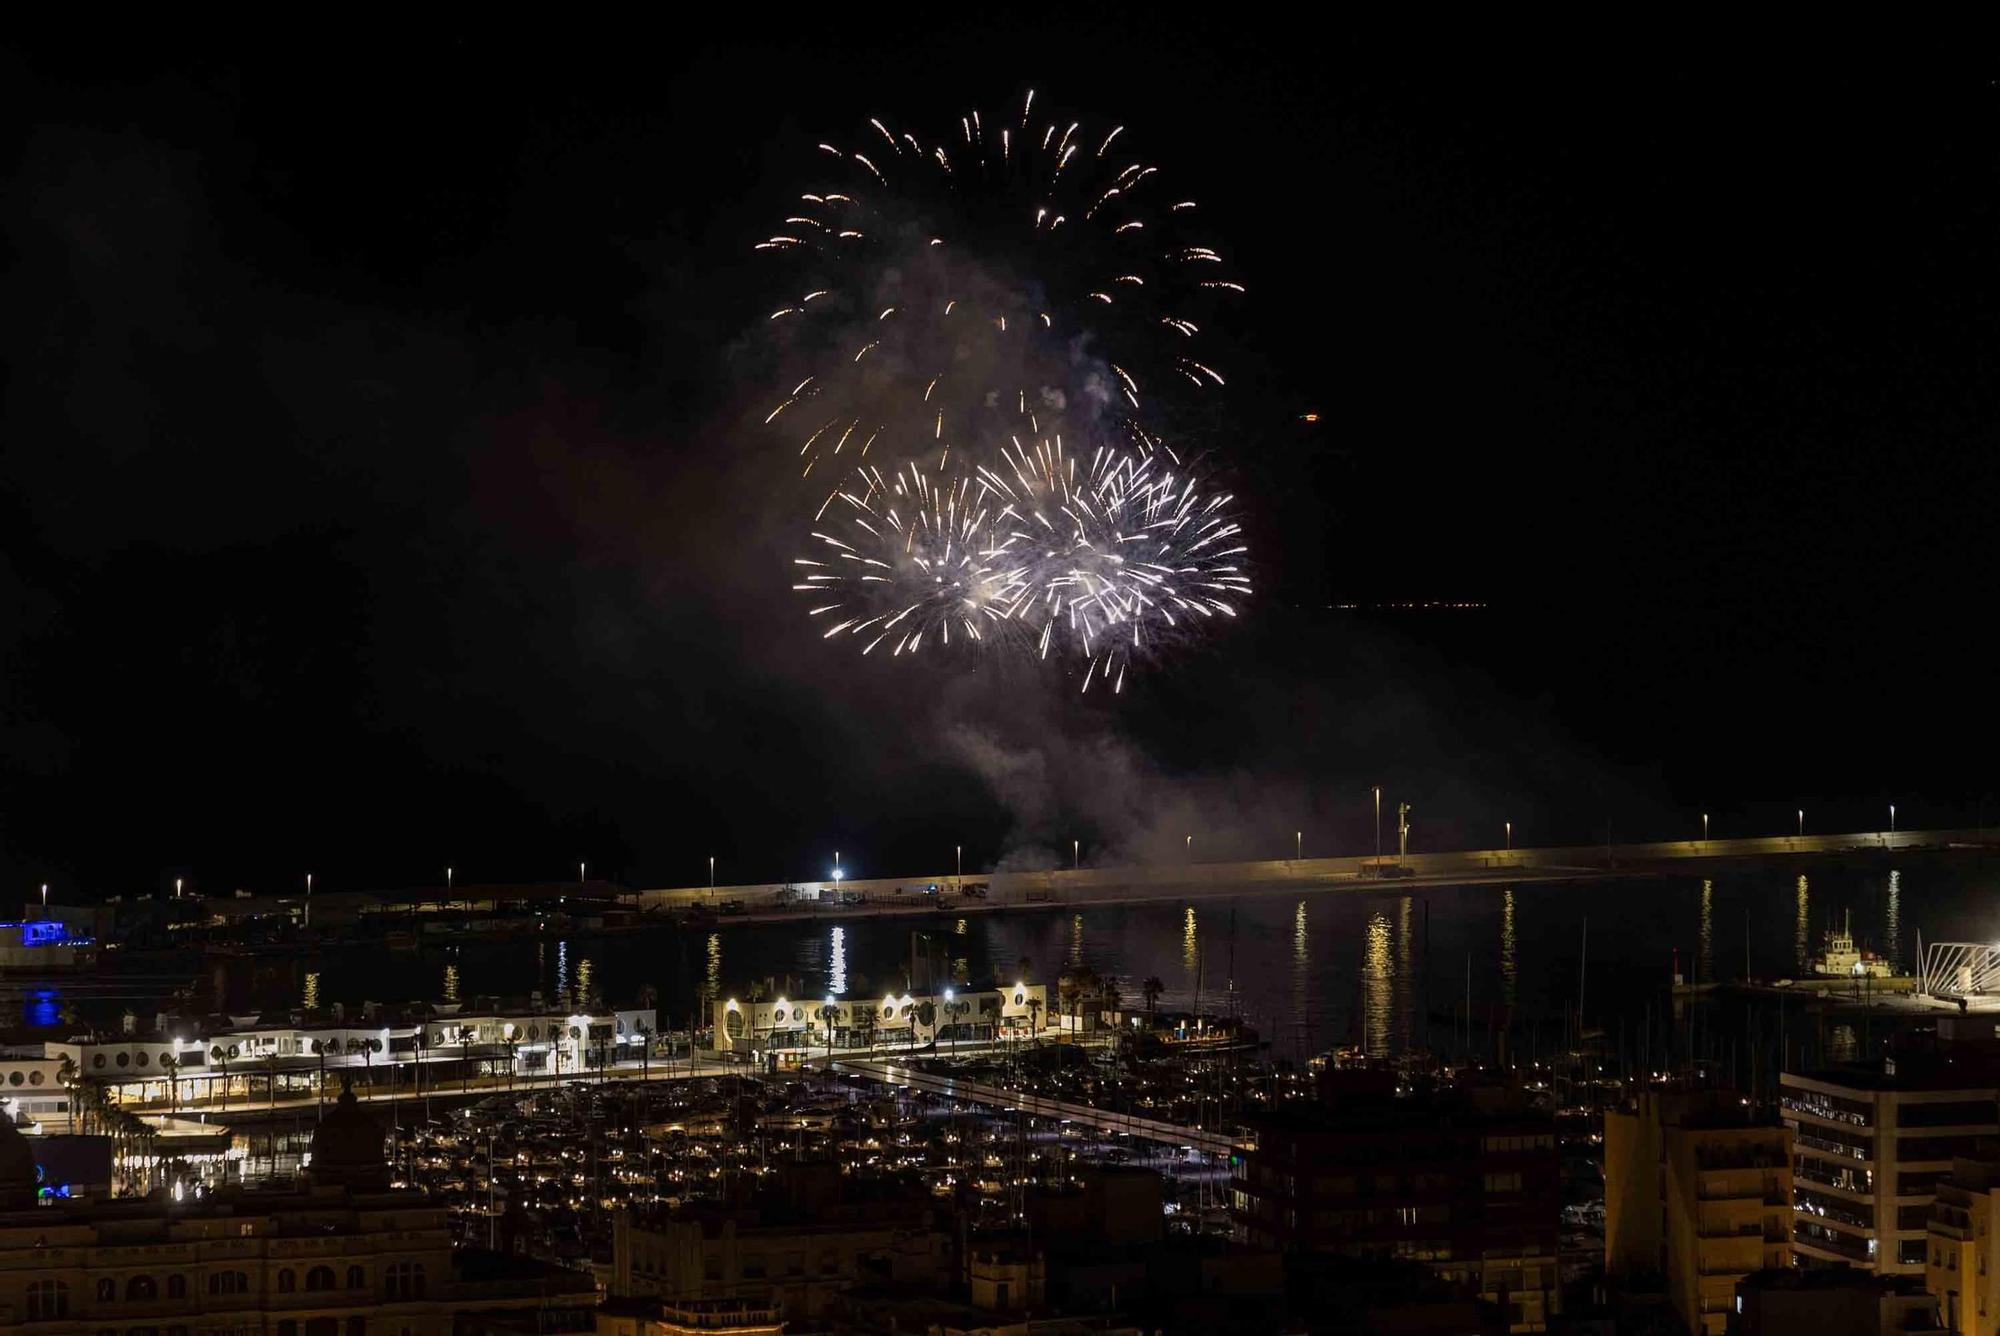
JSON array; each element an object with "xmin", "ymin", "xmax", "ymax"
[
  {"xmin": 1796, "ymin": 1132, "xmax": 1871, "ymax": 1163},
  {"xmin": 1794, "ymin": 1165, "xmax": 1871, "ymax": 1198}
]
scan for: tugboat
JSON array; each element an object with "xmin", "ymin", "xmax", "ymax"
[{"xmin": 1813, "ymin": 911, "xmax": 1893, "ymax": 979}]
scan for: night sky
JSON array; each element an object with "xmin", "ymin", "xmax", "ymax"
[{"xmin": 4, "ymin": 30, "xmax": 1995, "ymax": 896}]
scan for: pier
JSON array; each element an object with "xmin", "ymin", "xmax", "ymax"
[{"xmin": 629, "ymin": 826, "xmax": 2000, "ymax": 923}]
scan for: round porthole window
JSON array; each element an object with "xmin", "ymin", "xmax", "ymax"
[
  {"xmin": 6, "ymin": 1072, "xmax": 21, "ymax": 1086},
  {"xmin": 1014, "ymin": 992, "xmax": 1025, "ymax": 1006},
  {"xmin": 93, "ymin": 1054, "xmax": 106, "ymax": 1069},
  {"xmin": 116, "ymin": 1052, "xmax": 130, "ymax": 1067},
  {"xmin": 28, "ymin": 1071, "xmax": 43, "ymax": 1086},
  {"xmin": 136, "ymin": 1052, "xmax": 150, "ymax": 1067}
]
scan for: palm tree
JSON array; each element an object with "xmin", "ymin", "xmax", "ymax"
[
  {"xmin": 57, "ymin": 1055, "xmax": 80, "ymax": 1132},
  {"xmin": 1142, "ymin": 976, "xmax": 1164, "ymax": 1024},
  {"xmin": 817, "ymin": 1004, "xmax": 841, "ymax": 1056},
  {"xmin": 162, "ymin": 1052, "xmax": 180, "ymax": 1114},
  {"xmin": 459, "ymin": 1028, "xmax": 474, "ymax": 1092},
  {"xmin": 943, "ymin": 998, "xmax": 970, "ymax": 1056},
  {"xmin": 635, "ymin": 1023, "xmax": 653, "ymax": 1083},
  {"xmin": 1026, "ymin": 996, "xmax": 1044, "ymax": 1042}
]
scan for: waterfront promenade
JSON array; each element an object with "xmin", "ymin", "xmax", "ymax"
[{"xmin": 630, "ymin": 826, "xmax": 2000, "ymax": 923}]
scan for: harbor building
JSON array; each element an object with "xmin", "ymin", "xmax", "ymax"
[{"xmin": 706, "ymin": 982, "xmax": 1050, "ymax": 1060}]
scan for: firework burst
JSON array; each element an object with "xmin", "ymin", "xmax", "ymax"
[
  {"xmin": 794, "ymin": 436, "xmax": 1249, "ymax": 693},
  {"xmin": 765, "ymin": 92, "xmax": 1252, "ymax": 691}
]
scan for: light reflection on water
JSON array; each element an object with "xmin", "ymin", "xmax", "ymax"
[
  {"xmin": 1795, "ymin": 875, "xmax": 1811, "ymax": 974},
  {"xmin": 1363, "ymin": 911, "xmax": 1391, "ymax": 1057},
  {"xmin": 1885, "ymin": 870, "xmax": 1901, "ymax": 971},
  {"xmin": 1290, "ymin": 901, "xmax": 1310, "ymax": 1058},
  {"xmin": 830, "ymin": 926, "xmax": 848, "ymax": 996},
  {"xmin": 1500, "ymin": 890, "xmax": 1517, "ymax": 1010},
  {"xmin": 1698, "ymin": 880, "xmax": 1713, "ymax": 984}
]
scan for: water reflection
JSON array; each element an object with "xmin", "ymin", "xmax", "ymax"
[
  {"xmin": 829, "ymin": 926, "xmax": 848, "ymax": 996},
  {"xmin": 1795, "ymin": 876, "xmax": 1811, "ymax": 974},
  {"xmin": 27, "ymin": 990, "xmax": 59, "ymax": 1029},
  {"xmin": 303, "ymin": 971, "xmax": 320, "ymax": 1011},
  {"xmin": 1698, "ymin": 880, "xmax": 1713, "ymax": 984},
  {"xmin": 1885, "ymin": 870, "xmax": 1902, "ymax": 971},
  {"xmin": 1070, "ymin": 914, "xmax": 1085, "ymax": 968},
  {"xmin": 556, "ymin": 941, "xmax": 570, "ymax": 1000},
  {"xmin": 1363, "ymin": 912, "xmax": 1391, "ymax": 1057},
  {"xmin": 576, "ymin": 956, "xmax": 594, "ymax": 1007},
  {"xmin": 1396, "ymin": 897, "xmax": 1413, "ymax": 1049},
  {"xmin": 441, "ymin": 963, "xmax": 459, "ymax": 1005},
  {"xmin": 704, "ymin": 932, "xmax": 722, "ymax": 1007},
  {"xmin": 1291, "ymin": 901, "xmax": 1310, "ymax": 1057},
  {"xmin": 1182, "ymin": 907, "xmax": 1199, "ymax": 985},
  {"xmin": 1500, "ymin": 890, "xmax": 1517, "ymax": 1011}
]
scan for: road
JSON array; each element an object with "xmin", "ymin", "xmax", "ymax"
[{"xmin": 628, "ymin": 827, "xmax": 2000, "ymax": 926}]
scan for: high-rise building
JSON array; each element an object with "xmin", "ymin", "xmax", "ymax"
[
  {"xmin": 1231, "ymin": 1074, "xmax": 1559, "ymax": 1333},
  {"xmin": 1781, "ymin": 1047, "xmax": 2000, "ymax": 1274},
  {"xmin": 0, "ymin": 1085, "xmax": 595, "ymax": 1335},
  {"xmin": 1733, "ymin": 1267, "xmax": 1944, "ymax": 1334},
  {"xmin": 1603, "ymin": 1088, "xmax": 1791, "ymax": 1334},
  {"xmin": 1924, "ymin": 1141, "xmax": 2000, "ymax": 1333}
]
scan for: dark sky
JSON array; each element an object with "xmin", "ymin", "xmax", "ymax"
[{"xmin": 4, "ymin": 29, "xmax": 1996, "ymax": 897}]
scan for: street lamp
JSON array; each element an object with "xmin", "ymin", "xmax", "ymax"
[
  {"xmin": 1702, "ymin": 813, "xmax": 1709, "ymax": 843},
  {"xmin": 1797, "ymin": 810, "xmax": 1804, "ymax": 838},
  {"xmin": 578, "ymin": 861, "xmax": 587, "ymax": 884},
  {"xmin": 1185, "ymin": 834, "xmax": 1192, "ymax": 862},
  {"xmin": 40, "ymin": 883, "xmax": 47, "ymax": 908},
  {"xmin": 305, "ymin": 872, "xmax": 312, "ymax": 928},
  {"xmin": 1505, "ymin": 821, "xmax": 1512, "ymax": 851},
  {"xmin": 1374, "ymin": 787, "xmax": 1382, "ymax": 863},
  {"xmin": 174, "ymin": 877, "xmax": 183, "ymax": 900},
  {"xmin": 446, "ymin": 866, "xmax": 454, "ymax": 891},
  {"xmin": 708, "ymin": 855, "xmax": 716, "ymax": 888},
  {"xmin": 1890, "ymin": 804, "xmax": 1897, "ymax": 834},
  {"xmin": 1073, "ymin": 839, "xmax": 1080, "ymax": 870},
  {"xmin": 956, "ymin": 844, "xmax": 962, "ymax": 889},
  {"xmin": 1295, "ymin": 830, "xmax": 1302, "ymax": 861}
]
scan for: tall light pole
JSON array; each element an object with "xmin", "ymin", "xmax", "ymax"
[
  {"xmin": 446, "ymin": 866, "xmax": 454, "ymax": 891},
  {"xmin": 1295, "ymin": 830, "xmax": 1302, "ymax": 861},
  {"xmin": 1889, "ymin": 804, "xmax": 1897, "ymax": 834},
  {"xmin": 304, "ymin": 873, "xmax": 312, "ymax": 929},
  {"xmin": 1185, "ymin": 834, "xmax": 1192, "ymax": 863},
  {"xmin": 40, "ymin": 883, "xmax": 47, "ymax": 908},
  {"xmin": 956, "ymin": 845, "xmax": 962, "ymax": 889},
  {"xmin": 1702, "ymin": 813, "xmax": 1709, "ymax": 844},
  {"xmin": 1797, "ymin": 810, "xmax": 1804, "ymax": 838},
  {"xmin": 174, "ymin": 877, "xmax": 183, "ymax": 900},
  {"xmin": 1374, "ymin": 787, "xmax": 1382, "ymax": 864},
  {"xmin": 578, "ymin": 861, "xmax": 586, "ymax": 884},
  {"xmin": 1073, "ymin": 839, "xmax": 1079, "ymax": 870},
  {"xmin": 1505, "ymin": 821, "xmax": 1512, "ymax": 851}
]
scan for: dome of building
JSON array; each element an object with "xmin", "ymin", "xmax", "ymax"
[
  {"xmin": 308, "ymin": 1078, "xmax": 389, "ymax": 1190},
  {"xmin": 0, "ymin": 1116, "xmax": 39, "ymax": 1208}
]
